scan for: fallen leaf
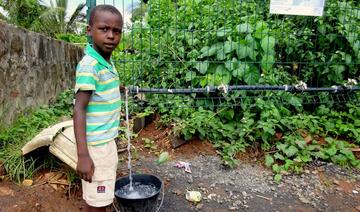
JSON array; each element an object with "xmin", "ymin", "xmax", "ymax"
[
  {"xmin": 49, "ymin": 183, "xmax": 58, "ymax": 191},
  {"xmin": 22, "ymin": 179, "xmax": 33, "ymax": 186},
  {"xmin": 304, "ymin": 135, "xmax": 313, "ymax": 144},
  {"xmin": 0, "ymin": 186, "xmax": 14, "ymax": 196},
  {"xmin": 44, "ymin": 172, "xmax": 57, "ymax": 181},
  {"xmin": 51, "ymin": 172, "xmax": 64, "ymax": 181}
]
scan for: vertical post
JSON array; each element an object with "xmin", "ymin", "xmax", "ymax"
[{"xmin": 86, "ymin": 0, "xmax": 96, "ymax": 44}]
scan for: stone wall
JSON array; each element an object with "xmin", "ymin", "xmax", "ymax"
[{"xmin": 0, "ymin": 21, "xmax": 83, "ymax": 126}]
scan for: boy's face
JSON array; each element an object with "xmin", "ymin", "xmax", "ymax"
[{"xmin": 87, "ymin": 11, "xmax": 122, "ymax": 57}]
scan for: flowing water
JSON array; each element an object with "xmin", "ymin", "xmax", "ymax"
[
  {"xmin": 115, "ymin": 182, "xmax": 158, "ymax": 199},
  {"xmin": 125, "ymin": 90, "xmax": 133, "ymax": 191}
]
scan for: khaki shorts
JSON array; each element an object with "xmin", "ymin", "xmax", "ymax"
[{"xmin": 82, "ymin": 140, "xmax": 118, "ymax": 207}]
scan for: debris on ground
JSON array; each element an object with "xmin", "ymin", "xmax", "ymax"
[
  {"xmin": 21, "ymin": 120, "xmax": 77, "ymax": 170},
  {"xmin": 22, "ymin": 179, "xmax": 33, "ymax": 187},
  {"xmin": 175, "ymin": 161, "xmax": 192, "ymax": 173},
  {"xmin": 185, "ymin": 191, "xmax": 202, "ymax": 203}
]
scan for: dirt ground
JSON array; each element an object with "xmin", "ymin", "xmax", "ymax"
[{"xmin": 0, "ymin": 122, "xmax": 360, "ymax": 212}]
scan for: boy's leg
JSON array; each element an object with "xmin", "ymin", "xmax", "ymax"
[{"xmin": 82, "ymin": 141, "xmax": 118, "ymax": 211}]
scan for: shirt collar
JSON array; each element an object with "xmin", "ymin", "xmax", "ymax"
[{"xmin": 85, "ymin": 44, "xmax": 112, "ymax": 69}]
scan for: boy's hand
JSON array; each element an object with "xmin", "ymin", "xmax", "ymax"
[
  {"xmin": 76, "ymin": 155, "xmax": 94, "ymax": 182},
  {"xmin": 120, "ymin": 84, "xmax": 127, "ymax": 93}
]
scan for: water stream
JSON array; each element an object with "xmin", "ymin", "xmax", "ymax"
[
  {"xmin": 124, "ymin": 90, "xmax": 133, "ymax": 191},
  {"xmin": 121, "ymin": 90, "xmax": 160, "ymax": 200}
]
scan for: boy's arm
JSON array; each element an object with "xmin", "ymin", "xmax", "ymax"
[{"xmin": 74, "ymin": 90, "xmax": 94, "ymax": 182}]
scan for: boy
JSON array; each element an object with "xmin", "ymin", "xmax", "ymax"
[{"xmin": 73, "ymin": 5, "xmax": 123, "ymax": 212}]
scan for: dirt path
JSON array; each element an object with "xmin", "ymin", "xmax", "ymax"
[
  {"xmin": 0, "ymin": 122, "xmax": 359, "ymax": 211},
  {"xmin": 0, "ymin": 181, "xmax": 82, "ymax": 211}
]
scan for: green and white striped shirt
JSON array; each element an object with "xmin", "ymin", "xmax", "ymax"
[{"xmin": 75, "ymin": 45, "xmax": 121, "ymax": 146}]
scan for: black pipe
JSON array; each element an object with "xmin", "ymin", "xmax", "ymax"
[{"xmin": 127, "ymin": 85, "xmax": 360, "ymax": 94}]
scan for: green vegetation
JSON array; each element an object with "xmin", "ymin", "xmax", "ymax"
[
  {"xmin": 0, "ymin": 90, "xmax": 74, "ymax": 182},
  {"xmin": 0, "ymin": 0, "xmax": 86, "ymax": 37},
  {"xmin": 31, "ymin": 0, "xmax": 86, "ymax": 37},
  {"xmin": 56, "ymin": 33, "xmax": 87, "ymax": 45},
  {"xmin": 0, "ymin": 0, "xmax": 46, "ymax": 28},
  {"xmin": 115, "ymin": 0, "xmax": 360, "ymax": 180}
]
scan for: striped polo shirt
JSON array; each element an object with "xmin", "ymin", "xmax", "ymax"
[{"xmin": 75, "ymin": 45, "xmax": 121, "ymax": 146}]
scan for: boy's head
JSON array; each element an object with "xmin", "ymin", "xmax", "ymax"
[{"xmin": 87, "ymin": 5, "xmax": 123, "ymax": 57}]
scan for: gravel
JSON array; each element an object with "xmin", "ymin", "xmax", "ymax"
[{"xmin": 118, "ymin": 154, "xmax": 360, "ymax": 211}]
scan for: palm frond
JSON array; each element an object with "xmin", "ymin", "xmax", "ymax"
[
  {"xmin": 34, "ymin": 6, "xmax": 65, "ymax": 35},
  {"xmin": 66, "ymin": 2, "xmax": 85, "ymax": 33}
]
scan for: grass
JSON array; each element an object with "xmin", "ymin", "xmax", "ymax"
[{"xmin": 0, "ymin": 90, "xmax": 74, "ymax": 183}]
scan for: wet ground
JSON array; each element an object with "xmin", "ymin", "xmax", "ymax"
[{"xmin": 0, "ymin": 122, "xmax": 359, "ymax": 211}]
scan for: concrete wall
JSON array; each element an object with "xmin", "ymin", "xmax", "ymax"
[{"xmin": 0, "ymin": 21, "xmax": 83, "ymax": 126}]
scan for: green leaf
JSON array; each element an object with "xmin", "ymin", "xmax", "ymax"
[
  {"xmin": 332, "ymin": 154, "xmax": 348, "ymax": 165},
  {"xmin": 284, "ymin": 159, "xmax": 294, "ymax": 170},
  {"xmin": 325, "ymin": 145, "xmax": 337, "ymax": 156},
  {"xmin": 300, "ymin": 154, "xmax": 312, "ymax": 162},
  {"xmin": 265, "ymin": 155, "xmax": 274, "ymax": 167},
  {"xmin": 198, "ymin": 127, "xmax": 206, "ymax": 137},
  {"xmin": 272, "ymin": 164, "xmax": 281, "ymax": 173},
  {"xmin": 261, "ymin": 54, "xmax": 275, "ymax": 70},
  {"xmin": 289, "ymin": 96, "xmax": 302, "ymax": 107},
  {"xmin": 245, "ymin": 34, "xmax": 256, "ymax": 48},
  {"xmin": 243, "ymin": 67, "xmax": 260, "ymax": 85},
  {"xmin": 213, "ymin": 65, "xmax": 231, "ymax": 85},
  {"xmin": 156, "ymin": 152, "xmax": 169, "ymax": 164},
  {"xmin": 217, "ymin": 28, "xmax": 231, "ymax": 37},
  {"xmin": 236, "ymin": 23, "xmax": 253, "ymax": 33},
  {"xmin": 237, "ymin": 46, "xmax": 257, "ymax": 61},
  {"xmin": 340, "ymin": 149, "xmax": 354, "ymax": 159},
  {"xmin": 200, "ymin": 46, "xmax": 210, "ymax": 54},
  {"xmin": 274, "ymin": 174, "xmax": 282, "ymax": 184},
  {"xmin": 248, "ymin": 48, "xmax": 258, "ymax": 61},
  {"xmin": 232, "ymin": 64, "xmax": 248, "ymax": 78},
  {"xmin": 295, "ymin": 139, "xmax": 306, "ymax": 149},
  {"xmin": 236, "ymin": 44, "xmax": 248, "ymax": 59},
  {"xmin": 284, "ymin": 145, "xmax": 298, "ymax": 157},
  {"xmin": 200, "ymin": 74, "xmax": 212, "ymax": 87},
  {"xmin": 185, "ymin": 71, "xmax": 196, "ymax": 82},
  {"xmin": 261, "ymin": 36, "xmax": 276, "ymax": 53},
  {"xmin": 220, "ymin": 109, "xmax": 234, "ymax": 120},
  {"xmin": 224, "ymin": 41, "xmax": 236, "ymax": 54},
  {"xmin": 195, "ymin": 61, "xmax": 209, "ymax": 74},
  {"xmin": 199, "ymin": 44, "xmax": 218, "ymax": 58},
  {"xmin": 276, "ymin": 143, "xmax": 288, "ymax": 152},
  {"xmin": 274, "ymin": 152, "xmax": 285, "ymax": 160},
  {"xmin": 225, "ymin": 58, "xmax": 238, "ymax": 71},
  {"xmin": 217, "ymin": 48, "xmax": 227, "ymax": 60},
  {"xmin": 313, "ymin": 151, "xmax": 328, "ymax": 160},
  {"xmin": 215, "ymin": 64, "xmax": 228, "ymax": 76}
]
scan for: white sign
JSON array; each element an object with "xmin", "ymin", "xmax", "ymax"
[{"xmin": 270, "ymin": 0, "xmax": 325, "ymax": 16}]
